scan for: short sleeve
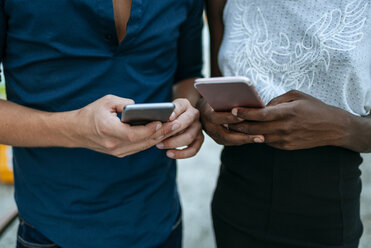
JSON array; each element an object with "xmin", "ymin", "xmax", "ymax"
[{"xmin": 174, "ymin": 0, "xmax": 204, "ymax": 82}]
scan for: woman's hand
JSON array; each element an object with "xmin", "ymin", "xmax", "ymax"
[
  {"xmin": 156, "ymin": 98, "xmax": 204, "ymax": 159},
  {"xmin": 197, "ymin": 97, "xmax": 264, "ymax": 146},
  {"xmin": 228, "ymin": 90, "xmax": 357, "ymax": 151}
]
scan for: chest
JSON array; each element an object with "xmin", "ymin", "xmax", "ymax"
[
  {"xmin": 3, "ymin": 0, "xmax": 191, "ymax": 53},
  {"xmin": 222, "ymin": 0, "xmax": 371, "ymax": 53}
]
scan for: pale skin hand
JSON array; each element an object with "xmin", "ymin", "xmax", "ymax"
[
  {"xmin": 70, "ymin": 94, "xmax": 177, "ymax": 158},
  {"xmin": 156, "ymin": 98, "xmax": 204, "ymax": 159},
  {"xmin": 0, "ymin": 95, "xmax": 177, "ymax": 158},
  {"xmin": 228, "ymin": 90, "xmax": 371, "ymax": 153},
  {"xmin": 156, "ymin": 78, "xmax": 204, "ymax": 159},
  {"xmin": 0, "ymin": 80, "xmax": 203, "ymax": 158},
  {"xmin": 71, "ymin": 94, "xmax": 204, "ymax": 159}
]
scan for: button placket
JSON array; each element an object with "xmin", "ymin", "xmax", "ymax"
[
  {"xmin": 115, "ymin": 0, "xmax": 143, "ymax": 53},
  {"xmin": 105, "ymin": 33, "xmax": 113, "ymax": 41},
  {"xmin": 94, "ymin": 0, "xmax": 119, "ymax": 50}
]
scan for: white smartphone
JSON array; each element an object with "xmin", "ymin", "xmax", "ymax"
[
  {"xmin": 121, "ymin": 103, "xmax": 175, "ymax": 125},
  {"xmin": 194, "ymin": 76, "xmax": 265, "ymax": 111}
]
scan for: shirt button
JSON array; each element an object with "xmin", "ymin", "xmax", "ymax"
[{"xmin": 105, "ymin": 34, "xmax": 113, "ymax": 41}]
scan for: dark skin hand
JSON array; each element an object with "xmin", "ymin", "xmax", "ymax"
[
  {"xmin": 201, "ymin": 0, "xmax": 264, "ymax": 146},
  {"xmin": 228, "ymin": 90, "xmax": 371, "ymax": 153},
  {"xmin": 197, "ymin": 97, "xmax": 264, "ymax": 146},
  {"xmin": 204, "ymin": 0, "xmax": 371, "ymax": 152}
]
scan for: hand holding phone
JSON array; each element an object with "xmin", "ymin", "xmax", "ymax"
[
  {"xmin": 121, "ymin": 103, "xmax": 175, "ymax": 125},
  {"xmin": 71, "ymin": 95, "xmax": 175, "ymax": 158},
  {"xmin": 154, "ymin": 98, "xmax": 204, "ymax": 160},
  {"xmin": 195, "ymin": 77, "xmax": 265, "ymax": 146},
  {"xmin": 194, "ymin": 76, "xmax": 265, "ymax": 112}
]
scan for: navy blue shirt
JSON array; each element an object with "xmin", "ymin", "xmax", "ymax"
[{"xmin": 0, "ymin": 1, "xmax": 203, "ymax": 247}]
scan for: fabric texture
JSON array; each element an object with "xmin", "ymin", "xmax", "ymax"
[
  {"xmin": 16, "ymin": 215, "xmax": 183, "ymax": 248},
  {"xmin": 0, "ymin": 0, "xmax": 6, "ymax": 74},
  {"xmin": 219, "ymin": 0, "xmax": 371, "ymax": 116},
  {"xmin": 0, "ymin": 0, "xmax": 203, "ymax": 247},
  {"xmin": 213, "ymin": 144, "xmax": 363, "ymax": 248}
]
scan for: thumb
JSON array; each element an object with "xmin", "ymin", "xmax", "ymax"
[{"xmin": 103, "ymin": 95, "xmax": 135, "ymax": 113}]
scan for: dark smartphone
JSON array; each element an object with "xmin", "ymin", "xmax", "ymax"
[{"xmin": 121, "ymin": 103, "xmax": 175, "ymax": 125}]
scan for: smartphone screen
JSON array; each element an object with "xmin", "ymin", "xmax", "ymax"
[{"xmin": 121, "ymin": 103, "xmax": 175, "ymax": 125}]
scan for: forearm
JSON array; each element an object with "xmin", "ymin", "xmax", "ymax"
[
  {"xmin": 205, "ymin": 0, "xmax": 226, "ymax": 77},
  {"xmin": 0, "ymin": 99, "xmax": 78, "ymax": 147},
  {"xmin": 173, "ymin": 78, "xmax": 201, "ymax": 107}
]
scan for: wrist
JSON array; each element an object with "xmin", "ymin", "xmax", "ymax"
[
  {"xmin": 337, "ymin": 111, "xmax": 371, "ymax": 152},
  {"xmin": 173, "ymin": 78, "xmax": 201, "ymax": 108},
  {"xmin": 42, "ymin": 110, "xmax": 81, "ymax": 148}
]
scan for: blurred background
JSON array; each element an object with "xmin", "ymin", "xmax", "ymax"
[{"xmin": 1, "ymin": 24, "xmax": 371, "ymax": 248}]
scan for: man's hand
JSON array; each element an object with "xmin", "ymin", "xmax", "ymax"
[
  {"xmin": 71, "ymin": 95, "xmax": 175, "ymax": 158},
  {"xmin": 197, "ymin": 97, "xmax": 264, "ymax": 146},
  {"xmin": 156, "ymin": 98, "xmax": 204, "ymax": 159},
  {"xmin": 228, "ymin": 90, "xmax": 355, "ymax": 150}
]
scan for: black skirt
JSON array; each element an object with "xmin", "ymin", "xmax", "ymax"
[{"xmin": 212, "ymin": 144, "xmax": 363, "ymax": 248}]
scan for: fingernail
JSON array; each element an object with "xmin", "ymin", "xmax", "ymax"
[
  {"xmin": 156, "ymin": 123, "xmax": 162, "ymax": 131},
  {"xmin": 172, "ymin": 123, "xmax": 180, "ymax": 131},
  {"xmin": 170, "ymin": 112, "xmax": 176, "ymax": 121},
  {"xmin": 157, "ymin": 143, "xmax": 164, "ymax": 149},
  {"xmin": 156, "ymin": 135, "xmax": 164, "ymax": 140},
  {"xmin": 254, "ymin": 137, "xmax": 264, "ymax": 143},
  {"xmin": 223, "ymin": 124, "xmax": 229, "ymax": 129},
  {"xmin": 168, "ymin": 152, "xmax": 175, "ymax": 158},
  {"xmin": 232, "ymin": 108, "xmax": 238, "ymax": 116}
]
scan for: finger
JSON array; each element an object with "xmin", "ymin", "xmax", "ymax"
[
  {"xmin": 232, "ymin": 104, "xmax": 291, "ymax": 122},
  {"xmin": 159, "ymin": 107, "xmax": 199, "ymax": 139},
  {"xmin": 112, "ymin": 136, "xmax": 159, "ymax": 157},
  {"xmin": 102, "ymin": 94, "xmax": 135, "ymax": 114},
  {"xmin": 115, "ymin": 121, "xmax": 163, "ymax": 143},
  {"xmin": 170, "ymin": 98, "xmax": 190, "ymax": 121},
  {"xmin": 156, "ymin": 122, "xmax": 201, "ymax": 149},
  {"xmin": 208, "ymin": 111, "xmax": 244, "ymax": 125},
  {"xmin": 150, "ymin": 121, "xmax": 180, "ymax": 141},
  {"xmin": 199, "ymin": 100, "xmax": 243, "ymax": 125},
  {"xmin": 228, "ymin": 122, "xmax": 273, "ymax": 135},
  {"xmin": 268, "ymin": 90, "xmax": 303, "ymax": 106},
  {"xmin": 208, "ymin": 124, "xmax": 265, "ymax": 146},
  {"xmin": 228, "ymin": 121, "xmax": 279, "ymax": 135},
  {"xmin": 166, "ymin": 132, "xmax": 204, "ymax": 159},
  {"xmin": 152, "ymin": 112, "xmax": 192, "ymax": 141}
]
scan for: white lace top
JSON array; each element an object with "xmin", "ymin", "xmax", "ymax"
[{"xmin": 219, "ymin": 0, "xmax": 371, "ymax": 116}]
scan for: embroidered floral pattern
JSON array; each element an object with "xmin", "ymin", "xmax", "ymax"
[{"xmin": 227, "ymin": 0, "xmax": 368, "ymax": 103}]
